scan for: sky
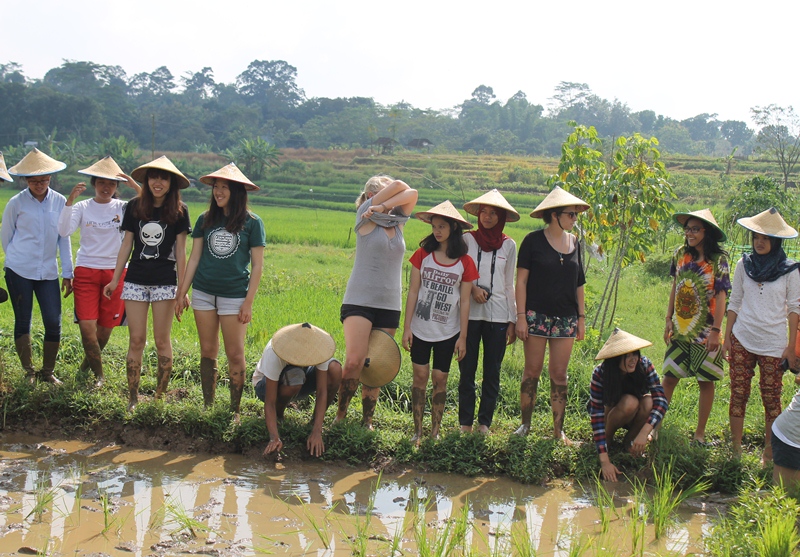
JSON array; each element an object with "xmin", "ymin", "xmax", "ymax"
[{"xmin": 4, "ymin": 0, "xmax": 798, "ymax": 125}]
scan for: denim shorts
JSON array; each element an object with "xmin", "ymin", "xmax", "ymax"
[
  {"xmin": 191, "ymin": 289, "xmax": 246, "ymax": 316},
  {"xmin": 772, "ymin": 426, "xmax": 800, "ymax": 471},
  {"xmin": 121, "ymin": 282, "xmax": 177, "ymax": 303}
]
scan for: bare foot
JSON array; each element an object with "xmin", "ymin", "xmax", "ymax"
[
  {"xmin": 558, "ymin": 432, "xmax": 573, "ymax": 446},
  {"xmin": 761, "ymin": 450, "xmax": 773, "ymax": 467},
  {"xmin": 513, "ymin": 424, "xmax": 530, "ymax": 436},
  {"xmin": 93, "ymin": 376, "xmax": 105, "ymax": 389},
  {"xmin": 732, "ymin": 444, "xmax": 743, "ymax": 459},
  {"xmin": 410, "ymin": 434, "xmax": 422, "ymax": 448},
  {"xmin": 460, "ymin": 425, "xmax": 473, "ymax": 433},
  {"xmin": 478, "ymin": 425, "xmax": 490, "ymax": 435},
  {"xmin": 362, "ymin": 419, "xmax": 374, "ymax": 431},
  {"xmin": 127, "ymin": 401, "xmax": 137, "ymax": 413},
  {"xmin": 232, "ymin": 413, "xmax": 241, "ymax": 426}
]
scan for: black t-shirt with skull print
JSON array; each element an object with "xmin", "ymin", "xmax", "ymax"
[{"xmin": 120, "ymin": 198, "xmax": 191, "ymax": 286}]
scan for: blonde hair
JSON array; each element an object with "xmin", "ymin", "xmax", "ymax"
[{"xmin": 355, "ymin": 175, "xmax": 394, "ymax": 208}]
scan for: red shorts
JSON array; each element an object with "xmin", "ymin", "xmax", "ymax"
[{"xmin": 73, "ymin": 266, "xmax": 126, "ymax": 328}]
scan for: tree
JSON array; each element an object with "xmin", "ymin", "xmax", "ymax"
[
  {"xmin": 552, "ymin": 123, "xmax": 675, "ymax": 334},
  {"xmin": 222, "ymin": 137, "xmax": 280, "ymax": 180},
  {"xmin": 548, "ymin": 82, "xmax": 592, "ymax": 114},
  {"xmin": 720, "ymin": 119, "xmax": 753, "ymax": 147},
  {"xmin": 751, "ymin": 104, "xmax": 800, "ymax": 189},
  {"xmin": 129, "ymin": 66, "xmax": 176, "ymax": 97},
  {"xmin": 470, "ymin": 85, "xmax": 496, "ymax": 105},
  {"xmin": 181, "ymin": 67, "xmax": 216, "ymax": 101},
  {"xmin": 0, "ymin": 62, "xmax": 26, "ymax": 84},
  {"xmin": 236, "ymin": 60, "xmax": 305, "ymax": 118}
]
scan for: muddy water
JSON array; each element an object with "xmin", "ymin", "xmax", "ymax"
[{"xmin": 0, "ymin": 434, "xmax": 711, "ymax": 556}]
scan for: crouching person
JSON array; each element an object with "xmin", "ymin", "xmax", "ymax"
[
  {"xmin": 254, "ymin": 323, "xmax": 342, "ymax": 457},
  {"xmin": 589, "ymin": 328, "xmax": 668, "ymax": 481}
]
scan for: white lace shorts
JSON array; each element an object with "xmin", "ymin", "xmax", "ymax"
[{"xmin": 121, "ymin": 282, "xmax": 177, "ymax": 303}]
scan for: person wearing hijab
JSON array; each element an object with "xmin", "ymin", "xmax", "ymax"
[
  {"xmin": 723, "ymin": 208, "xmax": 800, "ymax": 463},
  {"xmin": 458, "ymin": 190, "xmax": 519, "ymax": 434},
  {"xmin": 2, "ymin": 149, "xmax": 73, "ymax": 384}
]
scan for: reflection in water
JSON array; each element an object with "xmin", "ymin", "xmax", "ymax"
[{"xmin": 0, "ymin": 434, "xmax": 708, "ymax": 556}]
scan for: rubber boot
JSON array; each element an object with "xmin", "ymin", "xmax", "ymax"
[
  {"xmin": 14, "ymin": 334, "xmax": 37, "ymax": 385},
  {"xmin": 200, "ymin": 357, "xmax": 218, "ymax": 408},
  {"xmin": 40, "ymin": 341, "xmax": 62, "ymax": 385},
  {"xmin": 155, "ymin": 356, "xmax": 172, "ymax": 400}
]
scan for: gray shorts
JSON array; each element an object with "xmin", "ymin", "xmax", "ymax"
[
  {"xmin": 191, "ymin": 289, "xmax": 245, "ymax": 316},
  {"xmin": 121, "ymin": 282, "xmax": 177, "ymax": 303}
]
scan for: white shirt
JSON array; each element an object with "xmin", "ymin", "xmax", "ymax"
[
  {"xmin": 58, "ymin": 198, "xmax": 127, "ymax": 269},
  {"xmin": 464, "ymin": 234, "xmax": 517, "ymax": 323},
  {"xmin": 728, "ymin": 256, "xmax": 800, "ymax": 357},
  {"xmin": 251, "ymin": 339, "xmax": 337, "ymax": 387},
  {"xmin": 1, "ymin": 188, "xmax": 73, "ymax": 280}
]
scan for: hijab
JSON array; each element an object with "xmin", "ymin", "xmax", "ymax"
[
  {"xmin": 470, "ymin": 205, "xmax": 509, "ymax": 252},
  {"xmin": 741, "ymin": 237, "xmax": 800, "ymax": 283}
]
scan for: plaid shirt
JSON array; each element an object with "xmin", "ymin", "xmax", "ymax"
[{"xmin": 589, "ymin": 356, "xmax": 668, "ymax": 454}]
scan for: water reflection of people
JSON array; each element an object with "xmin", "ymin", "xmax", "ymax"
[
  {"xmin": 254, "ymin": 323, "xmax": 342, "ymax": 457},
  {"xmin": 589, "ymin": 329, "xmax": 668, "ymax": 481},
  {"xmin": 723, "ymin": 208, "xmax": 800, "ymax": 463}
]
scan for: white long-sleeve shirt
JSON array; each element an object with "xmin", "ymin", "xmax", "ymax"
[
  {"xmin": 464, "ymin": 234, "xmax": 517, "ymax": 323},
  {"xmin": 2, "ymin": 188, "xmax": 73, "ymax": 280},
  {"xmin": 728, "ymin": 256, "xmax": 800, "ymax": 357},
  {"xmin": 58, "ymin": 199, "xmax": 127, "ymax": 269}
]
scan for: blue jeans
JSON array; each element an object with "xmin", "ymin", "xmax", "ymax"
[
  {"xmin": 4, "ymin": 268, "xmax": 62, "ymax": 341},
  {"xmin": 458, "ymin": 320, "xmax": 509, "ymax": 427}
]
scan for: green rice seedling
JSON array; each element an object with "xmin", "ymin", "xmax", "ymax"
[
  {"xmin": 338, "ymin": 473, "xmax": 379, "ymax": 557},
  {"xmin": 509, "ymin": 518, "xmax": 537, "ymax": 557},
  {"xmin": 627, "ymin": 479, "xmax": 649, "ymax": 557},
  {"xmin": 413, "ymin": 501, "xmax": 472, "ymax": 557},
  {"xmin": 26, "ymin": 473, "xmax": 59, "ymax": 523},
  {"xmin": 647, "ymin": 459, "xmax": 709, "ymax": 539},
  {"xmin": 163, "ymin": 495, "xmax": 210, "ymax": 539},
  {"xmin": 592, "ymin": 473, "xmax": 617, "ymax": 534},
  {"xmin": 293, "ymin": 494, "xmax": 335, "ymax": 550},
  {"xmin": 566, "ymin": 534, "xmax": 592, "ymax": 557},
  {"xmin": 753, "ymin": 511, "xmax": 800, "ymax": 557}
]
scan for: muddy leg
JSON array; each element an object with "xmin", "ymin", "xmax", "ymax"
[
  {"xmin": 155, "ymin": 355, "xmax": 172, "ymax": 400},
  {"xmin": 550, "ymin": 383, "xmax": 571, "ymax": 445},
  {"xmin": 361, "ymin": 386, "xmax": 379, "ymax": 430},
  {"xmin": 200, "ymin": 357, "xmax": 218, "ymax": 408},
  {"xmin": 515, "ymin": 376, "xmax": 539, "ymax": 436},
  {"xmin": 126, "ymin": 358, "xmax": 141, "ymax": 412}
]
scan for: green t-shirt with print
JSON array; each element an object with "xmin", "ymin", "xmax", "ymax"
[{"xmin": 190, "ymin": 212, "xmax": 266, "ymax": 299}]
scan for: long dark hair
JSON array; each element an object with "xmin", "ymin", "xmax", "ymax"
[
  {"xmin": 203, "ymin": 180, "xmax": 250, "ymax": 233},
  {"xmin": 600, "ymin": 353, "xmax": 647, "ymax": 407},
  {"xmin": 684, "ymin": 220, "xmax": 727, "ymax": 262},
  {"xmin": 133, "ymin": 169, "xmax": 184, "ymax": 224},
  {"xmin": 420, "ymin": 216, "xmax": 467, "ymax": 259}
]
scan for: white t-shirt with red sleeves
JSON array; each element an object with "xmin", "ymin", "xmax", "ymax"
[{"xmin": 409, "ymin": 248, "xmax": 479, "ymax": 342}]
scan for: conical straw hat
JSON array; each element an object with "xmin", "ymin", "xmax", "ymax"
[
  {"xmin": 360, "ymin": 329, "xmax": 402, "ymax": 388},
  {"xmin": 530, "ymin": 186, "xmax": 589, "ymax": 218},
  {"xmin": 200, "ymin": 162, "xmax": 259, "ymax": 191},
  {"xmin": 8, "ymin": 148, "xmax": 66, "ymax": 177},
  {"xmin": 595, "ymin": 328, "xmax": 653, "ymax": 360},
  {"xmin": 415, "ymin": 200, "xmax": 473, "ymax": 229},
  {"xmin": 737, "ymin": 207, "xmax": 797, "ymax": 239},
  {"xmin": 78, "ymin": 156, "xmax": 125, "ymax": 181},
  {"xmin": 131, "ymin": 155, "xmax": 190, "ymax": 189},
  {"xmin": 463, "ymin": 189, "xmax": 520, "ymax": 222},
  {"xmin": 0, "ymin": 152, "xmax": 12, "ymax": 182},
  {"xmin": 673, "ymin": 208, "xmax": 727, "ymax": 241},
  {"xmin": 271, "ymin": 322, "xmax": 336, "ymax": 367}
]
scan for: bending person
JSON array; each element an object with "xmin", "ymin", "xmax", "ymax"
[
  {"xmin": 772, "ymin": 376, "xmax": 800, "ymax": 491},
  {"xmin": 176, "ymin": 163, "xmax": 265, "ymax": 421},
  {"xmin": 515, "ymin": 186, "xmax": 588, "ymax": 443},
  {"xmin": 459, "ymin": 190, "xmax": 519, "ymax": 434},
  {"xmin": 335, "ymin": 176, "xmax": 418, "ymax": 429},
  {"xmin": 724, "ymin": 208, "xmax": 800, "ymax": 462},
  {"xmin": 3, "ymin": 149, "xmax": 72, "ymax": 384},
  {"xmin": 256, "ymin": 323, "xmax": 342, "ymax": 457},
  {"xmin": 589, "ymin": 328, "xmax": 668, "ymax": 482},
  {"xmin": 58, "ymin": 156, "xmax": 140, "ymax": 387}
]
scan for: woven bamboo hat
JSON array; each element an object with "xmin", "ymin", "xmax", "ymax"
[
  {"xmin": 8, "ymin": 148, "xmax": 66, "ymax": 177},
  {"xmin": 737, "ymin": 207, "xmax": 798, "ymax": 239},
  {"xmin": 200, "ymin": 162, "xmax": 259, "ymax": 191},
  {"xmin": 78, "ymin": 156, "xmax": 125, "ymax": 182},
  {"xmin": 131, "ymin": 156, "xmax": 190, "ymax": 190},
  {"xmin": 595, "ymin": 328, "xmax": 653, "ymax": 360},
  {"xmin": 360, "ymin": 329, "xmax": 402, "ymax": 388},
  {"xmin": 271, "ymin": 322, "xmax": 336, "ymax": 367},
  {"xmin": 0, "ymin": 153, "xmax": 12, "ymax": 182},
  {"xmin": 416, "ymin": 200, "xmax": 473, "ymax": 230},
  {"xmin": 530, "ymin": 186, "xmax": 589, "ymax": 218},
  {"xmin": 463, "ymin": 189, "xmax": 520, "ymax": 222},
  {"xmin": 674, "ymin": 208, "xmax": 727, "ymax": 241}
]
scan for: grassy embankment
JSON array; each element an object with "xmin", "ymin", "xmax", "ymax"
[{"xmin": 0, "ymin": 149, "xmax": 797, "ymax": 492}]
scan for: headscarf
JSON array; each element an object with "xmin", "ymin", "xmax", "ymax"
[
  {"xmin": 470, "ymin": 205, "xmax": 509, "ymax": 252},
  {"xmin": 741, "ymin": 237, "xmax": 800, "ymax": 283}
]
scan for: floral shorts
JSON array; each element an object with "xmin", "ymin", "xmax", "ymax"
[
  {"xmin": 524, "ymin": 310, "xmax": 578, "ymax": 338},
  {"xmin": 121, "ymin": 282, "xmax": 177, "ymax": 303}
]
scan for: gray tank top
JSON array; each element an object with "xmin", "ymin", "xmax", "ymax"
[{"xmin": 342, "ymin": 199, "xmax": 407, "ymax": 311}]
